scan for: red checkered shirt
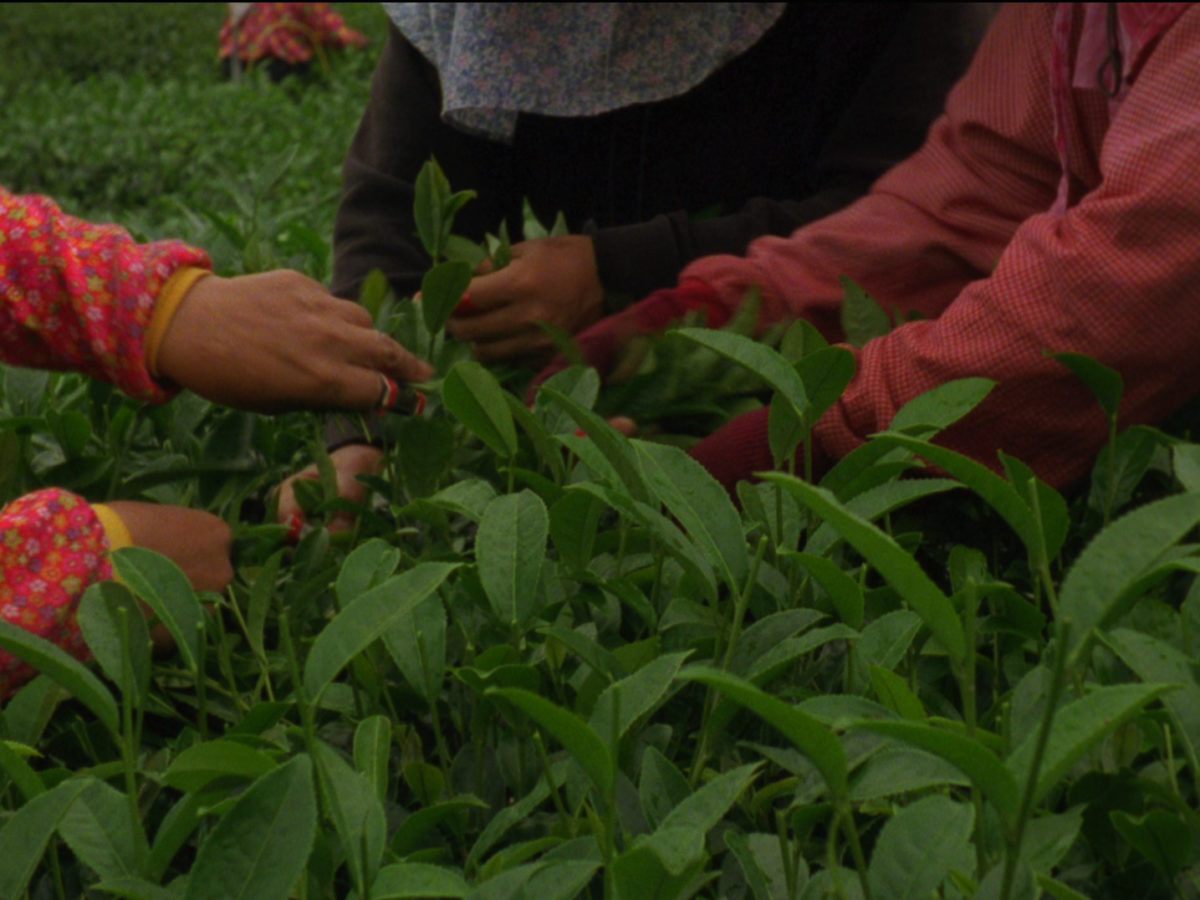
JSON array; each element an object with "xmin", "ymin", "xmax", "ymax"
[{"xmin": 684, "ymin": 3, "xmax": 1200, "ymax": 490}]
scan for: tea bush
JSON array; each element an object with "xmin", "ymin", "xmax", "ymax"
[{"xmin": 3, "ymin": 6, "xmax": 1200, "ymax": 900}]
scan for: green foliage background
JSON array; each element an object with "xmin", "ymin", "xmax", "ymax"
[{"xmin": 0, "ymin": 2, "xmax": 389, "ymax": 276}]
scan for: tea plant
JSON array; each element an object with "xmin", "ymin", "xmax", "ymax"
[{"xmin": 4, "ymin": 11, "xmax": 1200, "ymax": 897}]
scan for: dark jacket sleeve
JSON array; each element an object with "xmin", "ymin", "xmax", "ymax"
[
  {"xmin": 331, "ymin": 22, "xmax": 513, "ymax": 302},
  {"xmin": 590, "ymin": 3, "xmax": 1000, "ymax": 308}
]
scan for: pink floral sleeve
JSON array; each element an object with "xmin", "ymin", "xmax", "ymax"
[
  {"xmin": 0, "ymin": 186, "xmax": 211, "ymax": 402},
  {"xmin": 0, "ymin": 489, "xmax": 107, "ymax": 697}
]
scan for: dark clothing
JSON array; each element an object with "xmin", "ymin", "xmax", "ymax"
[{"xmin": 331, "ymin": 3, "xmax": 995, "ymax": 309}]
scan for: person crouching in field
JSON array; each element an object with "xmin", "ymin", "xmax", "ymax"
[
  {"xmin": 531, "ymin": 3, "xmax": 1200, "ymax": 496},
  {"xmin": 220, "ymin": 2, "xmax": 367, "ymax": 81},
  {"xmin": 0, "ymin": 186, "xmax": 431, "ymax": 695}
]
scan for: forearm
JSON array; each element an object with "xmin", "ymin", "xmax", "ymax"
[
  {"xmin": 0, "ymin": 187, "xmax": 210, "ymax": 401},
  {"xmin": 682, "ymin": 5, "xmax": 1058, "ymax": 334},
  {"xmin": 591, "ymin": 188, "xmax": 865, "ymax": 311}
]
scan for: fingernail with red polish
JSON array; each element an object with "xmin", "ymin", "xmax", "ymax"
[
  {"xmin": 414, "ymin": 391, "xmax": 427, "ymax": 415},
  {"xmin": 456, "ymin": 292, "xmax": 476, "ymax": 315},
  {"xmin": 574, "ymin": 428, "xmax": 587, "ymax": 438},
  {"xmin": 379, "ymin": 375, "xmax": 400, "ymax": 409},
  {"xmin": 286, "ymin": 512, "xmax": 304, "ymax": 544}
]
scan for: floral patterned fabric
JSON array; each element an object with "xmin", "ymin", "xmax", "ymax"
[
  {"xmin": 219, "ymin": 3, "xmax": 368, "ymax": 66},
  {"xmin": 0, "ymin": 490, "xmax": 105, "ymax": 697},
  {"xmin": 1, "ymin": 187, "xmax": 210, "ymax": 403},
  {"xmin": 384, "ymin": 3, "xmax": 786, "ymax": 140},
  {"xmin": 0, "ymin": 186, "xmax": 209, "ymax": 696}
]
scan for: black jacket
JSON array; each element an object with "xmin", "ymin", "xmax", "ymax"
[{"xmin": 332, "ymin": 3, "xmax": 995, "ymax": 309}]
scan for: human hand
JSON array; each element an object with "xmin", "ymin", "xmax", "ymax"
[
  {"xmin": 275, "ymin": 443, "xmax": 385, "ymax": 536},
  {"xmin": 105, "ymin": 502, "xmax": 234, "ymax": 593},
  {"xmin": 687, "ymin": 407, "xmax": 830, "ymax": 495},
  {"xmin": 446, "ymin": 236, "xmax": 605, "ymax": 363},
  {"xmin": 156, "ymin": 270, "xmax": 433, "ymax": 412}
]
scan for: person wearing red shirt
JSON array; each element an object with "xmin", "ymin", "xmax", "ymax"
[{"xmin": 540, "ymin": 3, "xmax": 1200, "ymax": 495}]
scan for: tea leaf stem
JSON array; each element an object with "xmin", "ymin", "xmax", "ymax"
[{"xmin": 1001, "ymin": 622, "xmax": 1070, "ymax": 900}]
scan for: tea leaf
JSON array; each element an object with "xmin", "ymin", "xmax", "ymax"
[
  {"xmin": 314, "ymin": 739, "xmax": 387, "ymax": 892},
  {"xmin": 550, "ymin": 490, "xmax": 605, "ymax": 574},
  {"xmin": 163, "ymin": 739, "xmax": 278, "ymax": 793},
  {"xmin": 680, "ymin": 667, "xmax": 847, "ymax": 798},
  {"xmin": 804, "ymin": 477, "xmax": 962, "ymax": 558},
  {"xmin": 487, "ymin": 687, "xmax": 614, "ymax": 797},
  {"xmin": 396, "ymin": 415, "xmax": 456, "ymax": 499},
  {"xmin": 1052, "ymin": 352, "xmax": 1123, "ymax": 418},
  {"xmin": 522, "ymin": 197, "xmax": 548, "ymax": 240},
  {"xmin": 589, "ymin": 652, "xmax": 691, "ymax": 742},
  {"xmin": 849, "ymin": 747, "xmax": 969, "ymax": 802},
  {"xmin": 869, "ymin": 665, "xmax": 925, "ymax": 720},
  {"xmin": 353, "ymin": 715, "xmax": 392, "ymax": 805},
  {"xmin": 849, "ymin": 719, "xmax": 1019, "ymax": 824},
  {"xmin": 336, "ymin": 538, "xmax": 402, "ymax": 604},
  {"xmin": 443, "ymin": 360, "xmax": 518, "ymax": 459},
  {"xmin": 1023, "ymin": 807, "xmax": 1085, "ymax": 875},
  {"xmin": 1006, "ymin": 683, "xmax": 1176, "ymax": 806},
  {"xmin": 765, "ymin": 474, "xmax": 965, "ymax": 664},
  {"xmin": 77, "ymin": 581, "xmax": 151, "ymax": 703},
  {"xmin": 444, "ymin": 234, "xmax": 488, "ymax": 269},
  {"xmin": 789, "ymin": 552, "xmax": 865, "ymax": 630},
  {"xmin": 633, "ymin": 439, "xmax": 748, "ymax": 591},
  {"xmin": 611, "ymin": 829, "xmax": 705, "ymax": 899},
  {"xmin": 1000, "ymin": 452, "xmax": 1069, "ymax": 563},
  {"xmin": 58, "ymin": 777, "xmax": 144, "ymax": 881},
  {"xmin": 796, "ymin": 345, "xmax": 856, "ymax": 424},
  {"xmin": 867, "ymin": 794, "xmax": 974, "ymax": 900},
  {"xmin": 246, "ymin": 549, "xmax": 283, "ymax": 661},
  {"xmin": 382, "ymin": 592, "xmax": 447, "ymax": 701},
  {"xmin": 0, "ymin": 740, "xmax": 44, "ymax": 801},
  {"xmin": 0, "ymin": 620, "xmax": 119, "ymax": 735},
  {"xmin": 414, "ymin": 158, "xmax": 449, "ymax": 260},
  {"xmin": 304, "ymin": 562, "xmax": 459, "ymax": 703},
  {"xmin": 659, "ymin": 762, "xmax": 759, "ymax": 834},
  {"xmin": 1059, "ymin": 492, "xmax": 1200, "ymax": 665},
  {"xmin": 768, "ymin": 394, "xmax": 806, "ymax": 468},
  {"xmin": 111, "ymin": 546, "xmax": 205, "ymax": 675},
  {"xmin": 183, "ymin": 754, "xmax": 318, "ymax": 900},
  {"xmin": 839, "ymin": 276, "xmax": 892, "ymax": 347},
  {"xmin": 639, "ymin": 747, "xmax": 692, "ymax": 831},
  {"xmin": 358, "ymin": 268, "xmax": 393, "ymax": 328},
  {"xmin": 872, "ymin": 434, "xmax": 1040, "ymax": 563},
  {"xmin": 780, "ymin": 319, "xmax": 828, "ymax": 362},
  {"xmin": 371, "ymin": 862, "xmax": 469, "ymax": 898},
  {"xmin": 0, "ymin": 778, "xmax": 90, "ymax": 899},
  {"xmin": 674, "ymin": 327, "xmax": 808, "ymax": 416},
  {"xmin": 542, "ymin": 386, "xmax": 652, "ymax": 505},
  {"xmin": 1087, "ymin": 425, "xmax": 1162, "ymax": 521},
  {"xmin": 476, "ymin": 491, "xmax": 549, "ymax": 628},
  {"xmin": 506, "ymin": 393, "xmax": 566, "ymax": 483},
  {"xmin": 1109, "ymin": 809, "xmax": 1194, "ymax": 881},
  {"xmin": 535, "ymin": 366, "xmax": 601, "ymax": 435},
  {"xmin": 421, "ymin": 260, "xmax": 473, "ymax": 335},
  {"xmin": 1101, "ymin": 628, "xmax": 1200, "ymax": 776},
  {"xmin": 888, "ymin": 378, "xmax": 995, "ymax": 436}
]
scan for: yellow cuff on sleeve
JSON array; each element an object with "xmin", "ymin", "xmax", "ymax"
[
  {"xmin": 146, "ymin": 267, "xmax": 212, "ymax": 378},
  {"xmin": 92, "ymin": 504, "xmax": 133, "ymax": 553}
]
